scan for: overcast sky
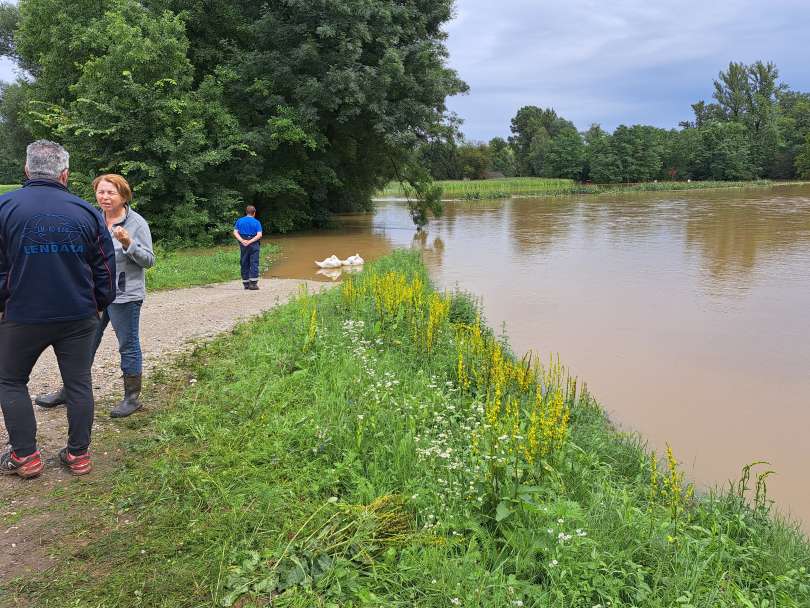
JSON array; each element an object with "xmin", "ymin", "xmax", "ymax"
[
  {"xmin": 2, "ymin": 0, "xmax": 808, "ymax": 142},
  {"xmin": 444, "ymin": 0, "xmax": 810, "ymax": 141}
]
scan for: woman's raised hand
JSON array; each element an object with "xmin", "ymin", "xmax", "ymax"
[{"xmin": 112, "ymin": 226, "xmax": 132, "ymax": 249}]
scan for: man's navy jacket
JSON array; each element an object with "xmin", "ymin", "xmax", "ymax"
[{"xmin": 0, "ymin": 179, "xmax": 116, "ymax": 323}]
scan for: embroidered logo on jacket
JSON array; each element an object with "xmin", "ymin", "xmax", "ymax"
[{"xmin": 22, "ymin": 214, "xmax": 86, "ymax": 255}]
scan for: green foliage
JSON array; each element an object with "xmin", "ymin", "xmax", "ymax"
[
  {"xmin": 610, "ymin": 124, "xmax": 664, "ymax": 182},
  {"xmin": 544, "ymin": 127, "xmax": 585, "ymax": 180},
  {"xmin": 12, "ymin": 0, "xmax": 246, "ymax": 244},
  {"xmin": 3, "ymin": 0, "xmax": 465, "ymax": 239},
  {"xmin": 509, "ymin": 106, "xmax": 581, "ymax": 179},
  {"xmin": 0, "ymin": 1, "xmax": 17, "ymax": 59},
  {"xmin": 418, "ymin": 123, "xmax": 465, "ymax": 181},
  {"xmin": 692, "ymin": 61, "xmax": 787, "ymax": 178},
  {"xmin": 14, "ymin": 252, "xmax": 810, "ymax": 608},
  {"xmin": 796, "ymin": 133, "xmax": 810, "ymax": 179},
  {"xmin": 0, "ymin": 82, "xmax": 31, "ymax": 184},
  {"xmin": 487, "ymin": 137, "xmax": 516, "ymax": 177},
  {"xmin": 398, "ymin": 163, "xmax": 444, "ymax": 230},
  {"xmin": 456, "ymin": 142, "xmax": 490, "ymax": 180},
  {"xmin": 691, "ymin": 121, "xmax": 755, "ymax": 180}
]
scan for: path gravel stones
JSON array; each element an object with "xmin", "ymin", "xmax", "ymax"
[
  {"xmin": 1, "ymin": 277, "xmax": 323, "ymax": 487},
  {"xmin": 0, "ymin": 278, "xmax": 329, "ymax": 586}
]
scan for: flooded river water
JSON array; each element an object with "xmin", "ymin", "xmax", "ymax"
[{"xmin": 266, "ymin": 184, "xmax": 810, "ymax": 525}]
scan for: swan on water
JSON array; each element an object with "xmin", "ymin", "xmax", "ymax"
[
  {"xmin": 342, "ymin": 253, "xmax": 364, "ymax": 266},
  {"xmin": 315, "ymin": 254, "xmax": 342, "ymax": 268}
]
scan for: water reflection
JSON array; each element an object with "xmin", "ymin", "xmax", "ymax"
[
  {"xmin": 683, "ymin": 190, "xmax": 810, "ymax": 295},
  {"xmin": 266, "ymin": 185, "xmax": 810, "ymax": 526},
  {"xmin": 412, "ymin": 231, "xmax": 445, "ymax": 268},
  {"xmin": 316, "ymin": 265, "xmax": 363, "ymax": 282}
]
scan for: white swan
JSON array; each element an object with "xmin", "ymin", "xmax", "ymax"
[
  {"xmin": 315, "ymin": 254, "xmax": 342, "ymax": 269},
  {"xmin": 342, "ymin": 253, "xmax": 364, "ymax": 266}
]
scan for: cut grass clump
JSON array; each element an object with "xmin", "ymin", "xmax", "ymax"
[
  {"xmin": 13, "ymin": 250, "xmax": 810, "ymax": 607},
  {"xmin": 145, "ymin": 243, "xmax": 279, "ymax": 291}
]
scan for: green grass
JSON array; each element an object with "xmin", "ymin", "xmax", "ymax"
[
  {"xmin": 145, "ymin": 243, "xmax": 279, "ymax": 291},
  {"xmin": 380, "ymin": 177, "xmax": 576, "ymax": 199},
  {"xmin": 0, "ymin": 184, "xmax": 18, "ymax": 194},
  {"xmin": 378, "ymin": 178, "xmax": 781, "ymax": 200},
  {"xmin": 9, "ymin": 251, "xmax": 810, "ymax": 607}
]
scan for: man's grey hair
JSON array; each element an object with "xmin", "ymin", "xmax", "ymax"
[{"xmin": 25, "ymin": 140, "xmax": 70, "ymax": 180}]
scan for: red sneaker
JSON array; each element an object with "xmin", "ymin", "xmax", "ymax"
[
  {"xmin": 0, "ymin": 449, "xmax": 44, "ymax": 479},
  {"xmin": 58, "ymin": 447, "xmax": 92, "ymax": 476}
]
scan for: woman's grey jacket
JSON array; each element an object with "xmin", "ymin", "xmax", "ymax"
[{"xmin": 109, "ymin": 206, "xmax": 154, "ymax": 303}]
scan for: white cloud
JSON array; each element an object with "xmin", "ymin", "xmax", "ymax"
[{"xmin": 445, "ymin": 0, "xmax": 810, "ymax": 140}]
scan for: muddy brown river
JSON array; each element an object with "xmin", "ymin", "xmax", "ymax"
[{"xmin": 266, "ymin": 184, "xmax": 810, "ymax": 526}]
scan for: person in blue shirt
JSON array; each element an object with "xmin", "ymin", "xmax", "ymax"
[{"xmin": 233, "ymin": 205, "xmax": 263, "ymax": 290}]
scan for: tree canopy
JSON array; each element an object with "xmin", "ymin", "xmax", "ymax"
[{"xmin": 0, "ymin": 0, "xmax": 465, "ymax": 243}]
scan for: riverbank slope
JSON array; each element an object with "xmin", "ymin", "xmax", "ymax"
[{"xmin": 4, "ymin": 252, "xmax": 809, "ymax": 607}]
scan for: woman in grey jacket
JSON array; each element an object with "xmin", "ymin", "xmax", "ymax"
[{"xmin": 36, "ymin": 174, "xmax": 155, "ymax": 417}]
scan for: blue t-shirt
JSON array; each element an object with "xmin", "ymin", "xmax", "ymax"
[{"xmin": 234, "ymin": 216, "xmax": 262, "ymax": 238}]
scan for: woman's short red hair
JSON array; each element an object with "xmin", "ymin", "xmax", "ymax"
[{"xmin": 92, "ymin": 174, "xmax": 132, "ymax": 203}]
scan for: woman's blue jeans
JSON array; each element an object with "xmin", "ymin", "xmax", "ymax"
[{"xmin": 92, "ymin": 300, "xmax": 143, "ymax": 376}]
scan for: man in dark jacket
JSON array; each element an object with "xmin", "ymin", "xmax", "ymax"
[{"xmin": 0, "ymin": 140, "xmax": 115, "ymax": 478}]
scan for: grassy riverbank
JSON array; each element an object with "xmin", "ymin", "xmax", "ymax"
[
  {"xmin": 379, "ymin": 178, "xmax": 786, "ymax": 200},
  {"xmin": 379, "ymin": 178, "xmax": 576, "ymax": 199},
  {"xmin": 9, "ymin": 251, "xmax": 810, "ymax": 607},
  {"xmin": 146, "ymin": 244, "xmax": 279, "ymax": 291}
]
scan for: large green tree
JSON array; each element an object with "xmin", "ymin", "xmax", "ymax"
[
  {"xmin": 610, "ymin": 125, "xmax": 664, "ymax": 182},
  {"xmin": 796, "ymin": 133, "xmax": 810, "ymax": 179},
  {"xmin": 690, "ymin": 121, "xmax": 755, "ymax": 180},
  {"xmin": 775, "ymin": 90, "xmax": 810, "ymax": 178},
  {"xmin": 693, "ymin": 61, "xmax": 786, "ymax": 177},
  {"xmin": 583, "ymin": 124, "xmax": 620, "ymax": 183},
  {"xmin": 543, "ymin": 126, "xmax": 584, "ymax": 180},
  {"xmin": 1, "ymin": 0, "xmax": 465, "ymax": 240},
  {"xmin": 456, "ymin": 142, "xmax": 489, "ymax": 180},
  {"xmin": 8, "ymin": 0, "xmax": 244, "ymax": 244},
  {"xmin": 508, "ymin": 105, "xmax": 572, "ymax": 176},
  {"xmin": 487, "ymin": 136, "xmax": 516, "ymax": 177}
]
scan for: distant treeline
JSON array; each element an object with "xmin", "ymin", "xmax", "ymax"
[{"xmin": 423, "ymin": 61, "xmax": 810, "ymax": 183}]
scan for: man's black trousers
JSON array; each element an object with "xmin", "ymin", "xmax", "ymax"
[
  {"xmin": 240, "ymin": 242, "xmax": 260, "ymax": 282},
  {"xmin": 0, "ymin": 316, "xmax": 98, "ymax": 457}
]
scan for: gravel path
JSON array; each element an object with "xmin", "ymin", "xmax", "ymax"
[
  {"xmin": 0, "ymin": 278, "xmax": 331, "ymax": 588},
  {"xmin": 0, "ymin": 278, "xmax": 325, "ymax": 465}
]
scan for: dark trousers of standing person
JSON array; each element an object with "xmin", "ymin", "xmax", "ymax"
[
  {"xmin": 240, "ymin": 241, "xmax": 260, "ymax": 288},
  {"xmin": 0, "ymin": 316, "xmax": 98, "ymax": 457}
]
